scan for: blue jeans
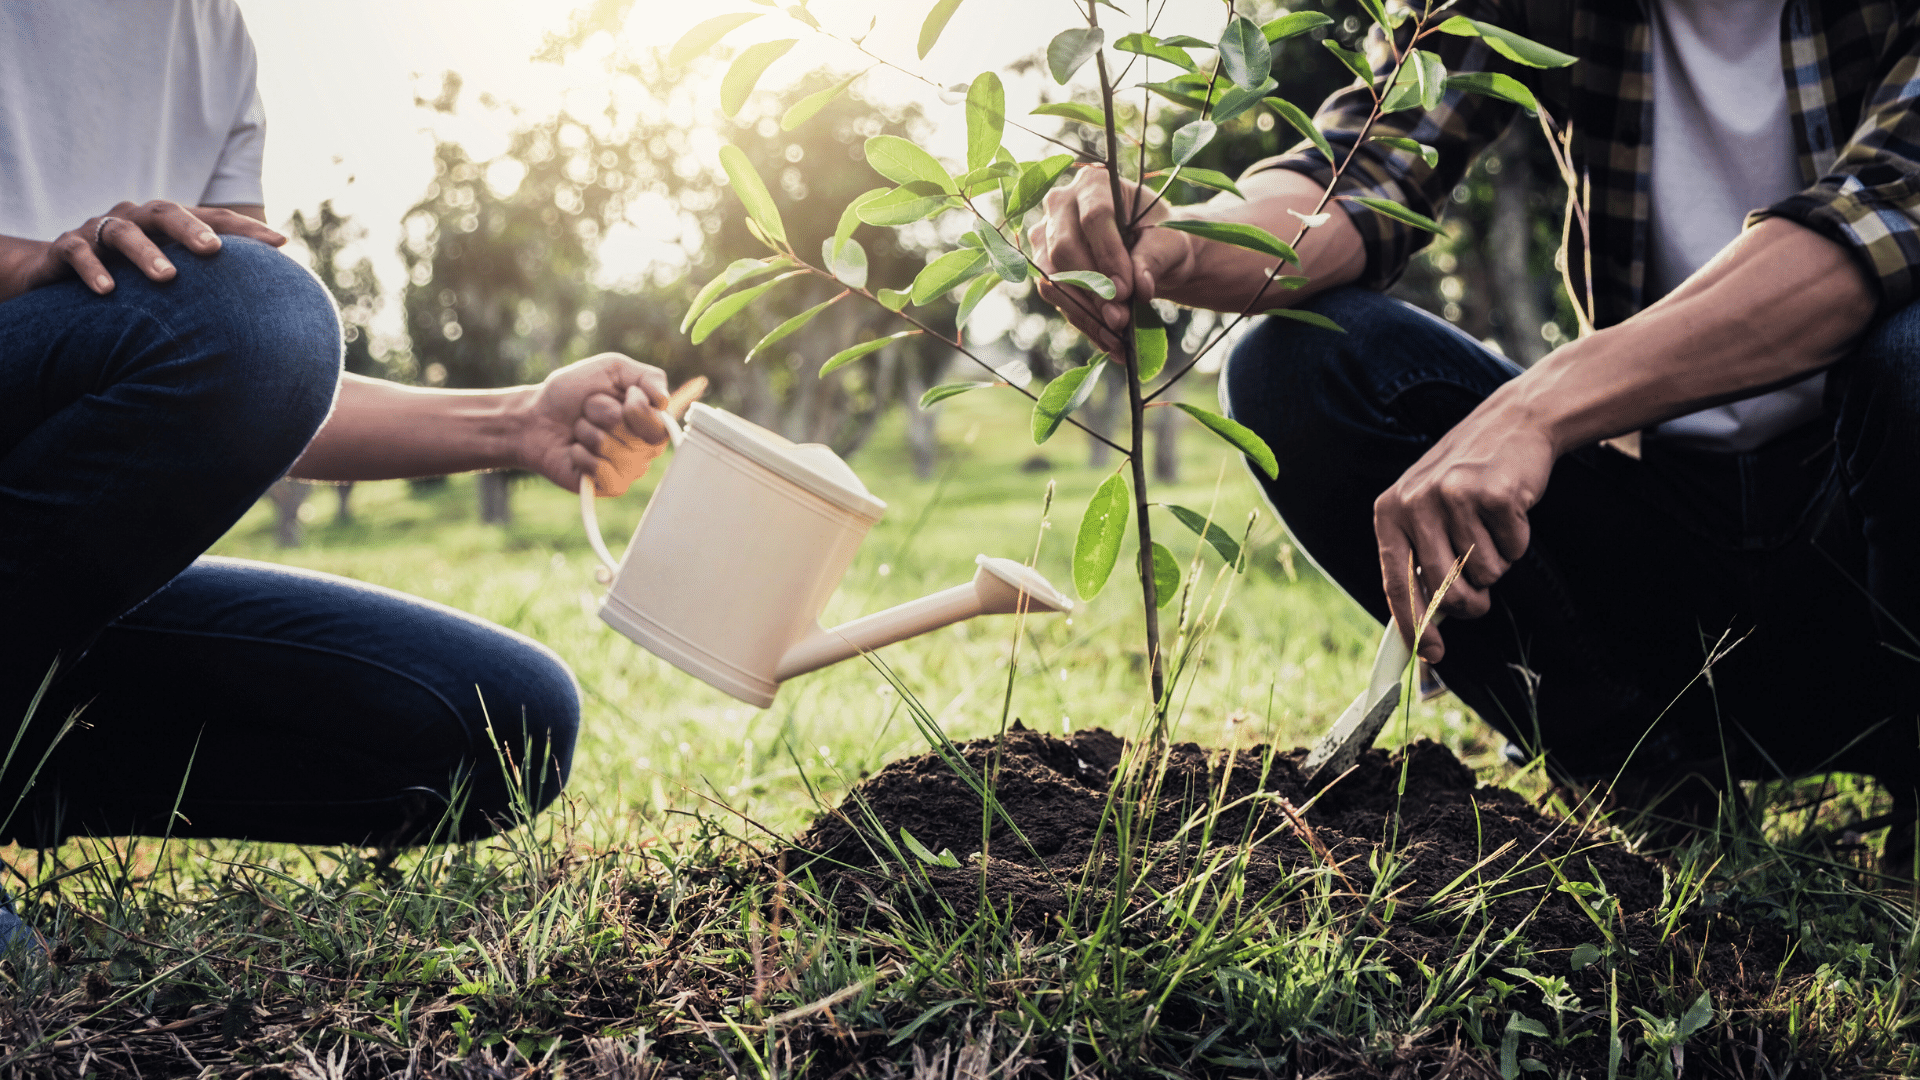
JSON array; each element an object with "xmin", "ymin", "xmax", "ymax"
[
  {"xmin": 1222, "ymin": 289, "xmax": 1920, "ymax": 794},
  {"xmin": 0, "ymin": 238, "xmax": 579, "ymax": 846}
]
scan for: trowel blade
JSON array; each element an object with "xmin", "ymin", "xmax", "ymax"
[
  {"xmin": 1303, "ymin": 616, "xmax": 1424, "ymax": 789},
  {"xmin": 1303, "ymin": 681, "xmax": 1402, "ymax": 789}
]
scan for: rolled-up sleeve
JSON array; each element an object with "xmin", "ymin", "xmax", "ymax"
[{"xmin": 1752, "ymin": 10, "xmax": 1920, "ymax": 317}]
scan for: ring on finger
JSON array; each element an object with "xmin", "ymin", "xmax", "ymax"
[{"xmin": 92, "ymin": 217, "xmax": 120, "ymax": 246}]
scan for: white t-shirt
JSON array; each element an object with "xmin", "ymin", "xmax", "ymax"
[
  {"xmin": 0, "ymin": 0, "xmax": 265, "ymax": 243},
  {"xmin": 1646, "ymin": 0, "xmax": 1817, "ymax": 452}
]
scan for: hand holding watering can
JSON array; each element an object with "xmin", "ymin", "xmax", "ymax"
[{"xmin": 580, "ymin": 380, "xmax": 1073, "ymax": 708}]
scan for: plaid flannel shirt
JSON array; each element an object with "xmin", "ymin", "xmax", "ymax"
[{"xmin": 1246, "ymin": 0, "xmax": 1920, "ymax": 329}]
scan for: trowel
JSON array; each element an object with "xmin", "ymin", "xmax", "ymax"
[{"xmin": 1302, "ymin": 615, "xmax": 1439, "ymax": 788}]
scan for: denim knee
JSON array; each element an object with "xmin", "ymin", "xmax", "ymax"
[
  {"xmin": 453, "ymin": 638, "xmax": 581, "ymax": 835},
  {"xmin": 140, "ymin": 236, "xmax": 342, "ymax": 468}
]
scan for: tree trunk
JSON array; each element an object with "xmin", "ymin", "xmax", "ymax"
[
  {"xmin": 903, "ymin": 359, "xmax": 938, "ymax": 481},
  {"xmin": 1151, "ymin": 401, "xmax": 1179, "ymax": 484},
  {"xmin": 1084, "ymin": 375, "xmax": 1122, "ymax": 469},
  {"xmin": 1488, "ymin": 125, "xmax": 1550, "ymax": 367},
  {"xmin": 477, "ymin": 471, "xmax": 513, "ymax": 525},
  {"xmin": 334, "ymin": 482, "xmax": 355, "ymax": 524},
  {"xmin": 268, "ymin": 478, "xmax": 309, "ymax": 548}
]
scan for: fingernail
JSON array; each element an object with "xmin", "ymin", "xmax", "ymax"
[
  {"xmin": 153, "ymin": 258, "xmax": 173, "ymax": 274},
  {"xmin": 198, "ymin": 231, "xmax": 218, "ymax": 244},
  {"xmin": 94, "ymin": 275, "xmax": 112, "ymax": 291}
]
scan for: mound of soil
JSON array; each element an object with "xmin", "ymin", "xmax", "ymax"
[{"xmin": 795, "ymin": 727, "xmax": 1795, "ymax": 1074}]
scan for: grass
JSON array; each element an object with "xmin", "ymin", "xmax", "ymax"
[{"xmin": 1, "ymin": 391, "xmax": 1916, "ymax": 1077}]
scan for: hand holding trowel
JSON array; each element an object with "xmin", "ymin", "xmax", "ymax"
[{"xmin": 1304, "ymin": 552, "xmax": 1464, "ymax": 790}]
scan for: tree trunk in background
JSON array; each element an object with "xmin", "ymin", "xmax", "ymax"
[
  {"xmin": 1085, "ymin": 376, "xmax": 1122, "ymax": 469},
  {"xmin": 478, "ymin": 471, "xmax": 513, "ymax": 525},
  {"xmin": 1488, "ymin": 126, "xmax": 1550, "ymax": 367},
  {"xmin": 903, "ymin": 359, "xmax": 938, "ymax": 480},
  {"xmin": 269, "ymin": 478, "xmax": 308, "ymax": 548},
  {"xmin": 1152, "ymin": 402, "xmax": 1179, "ymax": 484},
  {"xmin": 334, "ymin": 482, "xmax": 355, "ymax": 524}
]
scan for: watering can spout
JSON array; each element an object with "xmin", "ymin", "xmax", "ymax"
[{"xmin": 774, "ymin": 555, "xmax": 1073, "ymax": 682}]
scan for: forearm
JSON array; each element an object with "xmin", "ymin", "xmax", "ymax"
[
  {"xmin": 0, "ymin": 235, "xmax": 49, "ymax": 303},
  {"xmin": 1492, "ymin": 218, "xmax": 1877, "ymax": 453},
  {"xmin": 290, "ymin": 374, "xmax": 537, "ymax": 482},
  {"xmin": 1154, "ymin": 168, "xmax": 1368, "ymax": 312}
]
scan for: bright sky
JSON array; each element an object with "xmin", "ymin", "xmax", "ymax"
[{"xmin": 236, "ymin": 0, "xmax": 1229, "ymax": 344}]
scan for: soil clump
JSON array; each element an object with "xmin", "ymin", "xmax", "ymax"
[{"xmin": 794, "ymin": 726, "xmax": 1797, "ymax": 1076}]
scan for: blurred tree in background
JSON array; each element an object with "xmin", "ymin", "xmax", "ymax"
[
  {"xmin": 373, "ymin": 0, "xmax": 1572, "ymax": 524},
  {"xmin": 286, "ymin": 200, "xmax": 391, "ymax": 530}
]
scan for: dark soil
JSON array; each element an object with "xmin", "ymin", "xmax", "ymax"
[{"xmin": 794, "ymin": 726, "xmax": 1800, "ymax": 1078}]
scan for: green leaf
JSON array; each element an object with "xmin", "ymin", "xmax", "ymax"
[
  {"xmin": 911, "ymin": 249, "xmax": 989, "ymax": 305},
  {"xmin": 1354, "ymin": 0, "xmax": 1391, "ymax": 32},
  {"xmin": 681, "ymin": 257, "xmax": 781, "ymax": 333},
  {"xmin": 1372, "ymin": 136, "xmax": 1439, "ymax": 168},
  {"xmin": 964, "ymin": 72, "xmax": 1005, "ymax": 172},
  {"xmin": 690, "ymin": 270, "xmax": 802, "ymax": 345},
  {"xmin": 955, "ymin": 273, "xmax": 997, "ymax": 332},
  {"xmin": 900, "ymin": 827, "xmax": 961, "ymax": 868},
  {"xmin": 1142, "ymin": 80, "xmax": 1209, "ymax": 111},
  {"xmin": 1261, "ymin": 11, "xmax": 1333, "ymax": 41},
  {"xmin": 1274, "ymin": 275, "xmax": 1310, "ymax": 290},
  {"xmin": 1680, "ymin": 991, "xmax": 1714, "ymax": 1039},
  {"xmin": 1413, "ymin": 49, "xmax": 1448, "ymax": 111},
  {"xmin": 1443, "ymin": 71, "xmax": 1539, "ymax": 113},
  {"xmin": 1265, "ymin": 96, "xmax": 1335, "ymax": 163},
  {"xmin": 745, "ymin": 292, "xmax": 842, "ymax": 363},
  {"xmin": 1436, "ymin": 16, "xmax": 1576, "ymax": 68},
  {"xmin": 1569, "ymin": 942, "xmax": 1602, "ymax": 971},
  {"xmin": 959, "ymin": 160, "xmax": 1020, "ymax": 196},
  {"xmin": 1051, "ymin": 270, "xmax": 1116, "ymax": 299},
  {"xmin": 1030, "ymin": 101, "xmax": 1107, "ymax": 128},
  {"xmin": 1346, "ymin": 195, "xmax": 1445, "ymax": 234},
  {"xmin": 1164, "ymin": 504, "xmax": 1242, "ymax": 567},
  {"xmin": 782, "ymin": 70, "xmax": 862, "ymax": 130},
  {"xmin": 1264, "ymin": 308, "xmax": 1346, "ymax": 333},
  {"xmin": 1031, "ymin": 360, "xmax": 1104, "ymax": 444},
  {"xmin": 1157, "ymin": 219, "xmax": 1298, "ymax": 264},
  {"xmin": 864, "ymin": 135, "xmax": 954, "ymax": 192},
  {"xmin": 917, "ymin": 0, "xmax": 965, "ymax": 59},
  {"xmin": 1133, "ymin": 299, "xmax": 1166, "ymax": 381},
  {"xmin": 1322, "ymin": 38, "xmax": 1374, "ymax": 84},
  {"xmin": 856, "ymin": 182, "xmax": 950, "ymax": 226},
  {"xmin": 1144, "ymin": 541, "xmax": 1180, "ymax": 607},
  {"xmin": 877, "ymin": 288, "xmax": 911, "ymax": 312},
  {"xmin": 1174, "ymin": 403, "xmax": 1276, "ymax": 478},
  {"xmin": 1218, "ymin": 17, "xmax": 1272, "ymax": 90},
  {"xmin": 821, "ymin": 330, "xmax": 917, "ymax": 375},
  {"xmin": 919, "ymin": 381, "xmax": 995, "ymax": 408},
  {"xmin": 974, "ymin": 225, "xmax": 1027, "ymax": 283},
  {"xmin": 721, "ymin": 39, "xmax": 797, "ymax": 117},
  {"xmin": 1074, "ymin": 474, "xmax": 1131, "ymax": 599},
  {"xmin": 718, "ymin": 144, "xmax": 788, "ymax": 245},
  {"xmin": 833, "ymin": 189, "xmax": 885, "ymax": 258},
  {"xmin": 1047, "ymin": 27, "xmax": 1104, "ymax": 84},
  {"xmin": 1114, "ymin": 32, "xmax": 1195, "ymax": 71},
  {"xmin": 821, "ymin": 236, "xmax": 868, "ymax": 289},
  {"xmin": 667, "ymin": 12, "xmax": 761, "ymax": 67},
  {"xmin": 1211, "ymin": 76, "xmax": 1277, "ymax": 124},
  {"xmin": 1170, "ymin": 119, "xmax": 1215, "ymax": 166},
  {"xmin": 1006, "ymin": 154, "xmax": 1074, "ymax": 218},
  {"xmin": 1157, "ymin": 167, "xmax": 1242, "ymax": 198}
]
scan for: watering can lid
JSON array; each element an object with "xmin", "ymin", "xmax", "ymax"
[{"xmin": 685, "ymin": 403, "xmax": 887, "ymax": 520}]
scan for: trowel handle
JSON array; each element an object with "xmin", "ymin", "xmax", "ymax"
[
  {"xmin": 579, "ymin": 411, "xmax": 686, "ymax": 584},
  {"xmin": 1365, "ymin": 613, "xmax": 1445, "ymax": 704}
]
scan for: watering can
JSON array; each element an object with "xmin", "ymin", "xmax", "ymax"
[{"xmin": 579, "ymin": 402, "xmax": 1073, "ymax": 708}]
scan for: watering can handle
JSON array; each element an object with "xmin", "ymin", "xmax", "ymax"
[{"xmin": 579, "ymin": 411, "xmax": 685, "ymax": 584}]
